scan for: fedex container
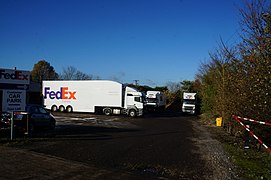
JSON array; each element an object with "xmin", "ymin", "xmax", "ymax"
[{"xmin": 42, "ymin": 80, "xmax": 144, "ymax": 117}]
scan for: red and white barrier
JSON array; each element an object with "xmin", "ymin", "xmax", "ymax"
[
  {"xmin": 234, "ymin": 115, "xmax": 271, "ymax": 127},
  {"xmin": 233, "ymin": 115, "xmax": 271, "ymax": 153}
]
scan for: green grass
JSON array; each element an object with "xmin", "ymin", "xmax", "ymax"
[
  {"xmin": 224, "ymin": 143, "xmax": 271, "ymax": 179},
  {"xmin": 204, "ymin": 122, "xmax": 271, "ymax": 180}
]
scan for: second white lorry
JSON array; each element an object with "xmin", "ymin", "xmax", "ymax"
[
  {"xmin": 182, "ymin": 92, "xmax": 196, "ymax": 114},
  {"xmin": 42, "ymin": 80, "xmax": 144, "ymax": 117},
  {"xmin": 145, "ymin": 91, "xmax": 166, "ymax": 111}
]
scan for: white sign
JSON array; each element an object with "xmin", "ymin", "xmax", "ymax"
[
  {"xmin": 2, "ymin": 90, "xmax": 26, "ymax": 111},
  {"xmin": 0, "ymin": 68, "xmax": 30, "ymax": 84}
]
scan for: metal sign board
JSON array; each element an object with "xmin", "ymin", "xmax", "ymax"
[
  {"xmin": 0, "ymin": 83, "xmax": 29, "ymax": 90},
  {"xmin": 2, "ymin": 90, "xmax": 26, "ymax": 112},
  {"xmin": 0, "ymin": 68, "xmax": 30, "ymax": 85}
]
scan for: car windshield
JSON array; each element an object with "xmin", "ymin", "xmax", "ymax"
[
  {"xmin": 30, "ymin": 106, "xmax": 39, "ymax": 113},
  {"xmin": 39, "ymin": 107, "xmax": 48, "ymax": 114}
]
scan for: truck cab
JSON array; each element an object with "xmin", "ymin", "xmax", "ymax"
[
  {"xmin": 182, "ymin": 93, "xmax": 196, "ymax": 115},
  {"xmin": 125, "ymin": 87, "xmax": 144, "ymax": 117},
  {"xmin": 145, "ymin": 91, "xmax": 166, "ymax": 111}
]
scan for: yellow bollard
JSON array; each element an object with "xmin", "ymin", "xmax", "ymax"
[{"xmin": 216, "ymin": 117, "xmax": 222, "ymax": 127}]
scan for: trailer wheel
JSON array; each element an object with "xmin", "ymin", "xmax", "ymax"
[
  {"xmin": 129, "ymin": 109, "xmax": 137, "ymax": 117},
  {"xmin": 104, "ymin": 108, "xmax": 112, "ymax": 116},
  {"xmin": 59, "ymin": 105, "xmax": 65, "ymax": 112},
  {"xmin": 51, "ymin": 105, "xmax": 58, "ymax": 112},
  {"xmin": 66, "ymin": 106, "xmax": 73, "ymax": 113}
]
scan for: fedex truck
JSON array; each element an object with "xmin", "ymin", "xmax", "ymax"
[
  {"xmin": 145, "ymin": 91, "xmax": 166, "ymax": 111},
  {"xmin": 182, "ymin": 92, "xmax": 196, "ymax": 114},
  {"xmin": 42, "ymin": 80, "xmax": 144, "ymax": 117}
]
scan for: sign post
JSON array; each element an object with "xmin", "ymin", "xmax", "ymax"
[
  {"xmin": 11, "ymin": 111, "xmax": 14, "ymax": 140},
  {"xmin": 0, "ymin": 68, "xmax": 30, "ymax": 139}
]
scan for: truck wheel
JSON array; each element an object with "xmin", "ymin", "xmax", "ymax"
[
  {"xmin": 104, "ymin": 108, "xmax": 112, "ymax": 116},
  {"xmin": 129, "ymin": 109, "xmax": 137, "ymax": 117},
  {"xmin": 66, "ymin": 106, "xmax": 73, "ymax": 113},
  {"xmin": 51, "ymin": 105, "xmax": 58, "ymax": 112},
  {"xmin": 59, "ymin": 105, "xmax": 65, "ymax": 112}
]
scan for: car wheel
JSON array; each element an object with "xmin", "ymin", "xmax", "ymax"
[
  {"xmin": 49, "ymin": 121, "xmax": 56, "ymax": 130},
  {"xmin": 28, "ymin": 123, "xmax": 35, "ymax": 135}
]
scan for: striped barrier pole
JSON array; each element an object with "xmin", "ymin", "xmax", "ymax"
[
  {"xmin": 234, "ymin": 115, "xmax": 271, "ymax": 127},
  {"xmin": 233, "ymin": 115, "xmax": 271, "ymax": 153}
]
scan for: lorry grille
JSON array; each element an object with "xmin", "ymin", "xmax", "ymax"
[{"xmin": 184, "ymin": 106, "xmax": 194, "ymax": 110}]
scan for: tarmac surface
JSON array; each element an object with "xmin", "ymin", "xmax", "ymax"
[{"xmin": 0, "ymin": 112, "xmax": 238, "ymax": 179}]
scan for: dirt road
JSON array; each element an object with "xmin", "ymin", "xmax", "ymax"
[{"xmin": 0, "ymin": 113, "xmax": 238, "ymax": 179}]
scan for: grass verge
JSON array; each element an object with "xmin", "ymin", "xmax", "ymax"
[
  {"xmin": 206, "ymin": 124, "xmax": 271, "ymax": 180},
  {"xmin": 224, "ymin": 143, "xmax": 271, "ymax": 179}
]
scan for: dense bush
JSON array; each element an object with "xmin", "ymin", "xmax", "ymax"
[{"xmin": 197, "ymin": 0, "xmax": 271, "ymax": 135}]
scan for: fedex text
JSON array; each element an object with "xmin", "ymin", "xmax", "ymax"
[
  {"xmin": 44, "ymin": 87, "xmax": 76, "ymax": 100},
  {"xmin": 0, "ymin": 69, "xmax": 29, "ymax": 81}
]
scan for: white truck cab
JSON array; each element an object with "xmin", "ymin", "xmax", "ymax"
[
  {"xmin": 126, "ymin": 87, "xmax": 144, "ymax": 116},
  {"xmin": 146, "ymin": 91, "xmax": 166, "ymax": 111},
  {"xmin": 182, "ymin": 92, "xmax": 196, "ymax": 114}
]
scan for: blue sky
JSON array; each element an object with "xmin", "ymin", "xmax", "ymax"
[{"xmin": 0, "ymin": 0, "xmax": 243, "ymax": 87}]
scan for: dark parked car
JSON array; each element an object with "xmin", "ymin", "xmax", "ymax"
[
  {"xmin": 1, "ymin": 105, "xmax": 56, "ymax": 134},
  {"xmin": 24, "ymin": 105, "xmax": 56, "ymax": 132}
]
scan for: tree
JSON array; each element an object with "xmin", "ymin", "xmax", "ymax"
[
  {"xmin": 166, "ymin": 81, "xmax": 180, "ymax": 93},
  {"xmin": 153, "ymin": 86, "xmax": 168, "ymax": 92},
  {"xmin": 60, "ymin": 66, "xmax": 93, "ymax": 80},
  {"xmin": 196, "ymin": 40, "xmax": 240, "ymax": 123},
  {"xmin": 238, "ymin": 0, "xmax": 271, "ymax": 121},
  {"xmin": 31, "ymin": 60, "xmax": 58, "ymax": 83},
  {"xmin": 196, "ymin": 0, "xmax": 271, "ymax": 135},
  {"xmin": 180, "ymin": 80, "xmax": 195, "ymax": 92}
]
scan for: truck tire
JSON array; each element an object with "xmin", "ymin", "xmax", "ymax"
[
  {"xmin": 66, "ymin": 106, "xmax": 73, "ymax": 113},
  {"xmin": 51, "ymin": 105, "xmax": 58, "ymax": 112},
  {"xmin": 104, "ymin": 108, "xmax": 112, "ymax": 116},
  {"xmin": 129, "ymin": 109, "xmax": 137, "ymax": 117},
  {"xmin": 59, "ymin": 105, "xmax": 65, "ymax": 112}
]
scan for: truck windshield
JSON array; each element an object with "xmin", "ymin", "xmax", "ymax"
[
  {"xmin": 146, "ymin": 98, "xmax": 157, "ymax": 103},
  {"xmin": 183, "ymin": 100, "xmax": 195, "ymax": 105},
  {"xmin": 135, "ymin": 97, "xmax": 143, "ymax": 103}
]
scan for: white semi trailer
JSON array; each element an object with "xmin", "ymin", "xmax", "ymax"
[{"xmin": 42, "ymin": 80, "xmax": 144, "ymax": 117}]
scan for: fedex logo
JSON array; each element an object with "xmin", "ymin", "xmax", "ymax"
[
  {"xmin": 44, "ymin": 87, "xmax": 76, "ymax": 100},
  {"xmin": 0, "ymin": 69, "xmax": 30, "ymax": 84},
  {"xmin": 0, "ymin": 69, "xmax": 29, "ymax": 80}
]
